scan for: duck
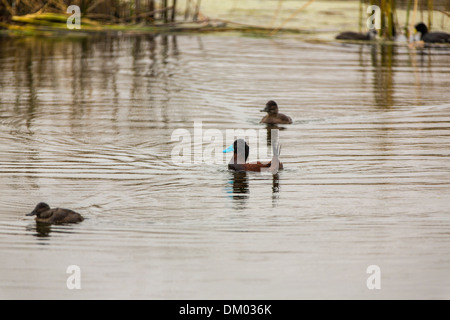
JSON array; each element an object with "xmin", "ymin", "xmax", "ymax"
[
  {"xmin": 414, "ymin": 23, "xmax": 450, "ymax": 43},
  {"xmin": 260, "ymin": 100, "xmax": 292, "ymax": 125},
  {"xmin": 26, "ymin": 202, "xmax": 84, "ymax": 224},
  {"xmin": 335, "ymin": 29, "xmax": 377, "ymax": 41},
  {"xmin": 223, "ymin": 139, "xmax": 283, "ymax": 173}
]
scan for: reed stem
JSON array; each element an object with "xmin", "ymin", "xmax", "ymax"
[
  {"xmin": 270, "ymin": 0, "xmax": 316, "ymax": 36},
  {"xmin": 410, "ymin": 0, "xmax": 418, "ymax": 38},
  {"xmin": 184, "ymin": 0, "xmax": 191, "ymax": 20},
  {"xmin": 171, "ymin": 0, "xmax": 177, "ymax": 22},
  {"xmin": 427, "ymin": 0, "xmax": 433, "ymax": 30},
  {"xmin": 269, "ymin": 0, "xmax": 283, "ymax": 29},
  {"xmin": 162, "ymin": 0, "xmax": 168, "ymax": 23},
  {"xmin": 405, "ymin": 0, "xmax": 413, "ymax": 37},
  {"xmin": 193, "ymin": 0, "xmax": 201, "ymax": 21}
]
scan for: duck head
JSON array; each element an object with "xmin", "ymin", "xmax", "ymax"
[
  {"xmin": 415, "ymin": 23, "xmax": 428, "ymax": 38},
  {"xmin": 261, "ymin": 100, "xmax": 279, "ymax": 115},
  {"xmin": 223, "ymin": 139, "xmax": 250, "ymax": 164},
  {"xmin": 27, "ymin": 202, "xmax": 50, "ymax": 217}
]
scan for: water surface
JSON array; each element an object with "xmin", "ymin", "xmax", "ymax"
[{"xmin": 0, "ymin": 35, "xmax": 449, "ymax": 299}]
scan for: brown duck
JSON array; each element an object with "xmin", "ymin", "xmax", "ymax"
[
  {"xmin": 26, "ymin": 202, "xmax": 84, "ymax": 224},
  {"xmin": 260, "ymin": 100, "xmax": 292, "ymax": 125}
]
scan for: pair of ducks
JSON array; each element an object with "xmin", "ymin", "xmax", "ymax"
[
  {"xmin": 222, "ymin": 100, "xmax": 292, "ymax": 171},
  {"xmin": 336, "ymin": 22, "xmax": 450, "ymax": 43},
  {"xmin": 27, "ymin": 101, "xmax": 293, "ymax": 224}
]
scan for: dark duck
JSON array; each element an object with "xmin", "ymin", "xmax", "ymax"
[
  {"xmin": 26, "ymin": 203, "xmax": 84, "ymax": 224},
  {"xmin": 414, "ymin": 22, "xmax": 450, "ymax": 43},
  {"xmin": 335, "ymin": 29, "xmax": 377, "ymax": 41},
  {"xmin": 260, "ymin": 100, "xmax": 292, "ymax": 125},
  {"xmin": 224, "ymin": 139, "xmax": 283, "ymax": 173}
]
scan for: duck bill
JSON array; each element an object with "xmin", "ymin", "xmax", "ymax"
[
  {"xmin": 261, "ymin": 106, "xmax": 269, "ymax": 113},
  {"xmin": 223, "ymin": 144, "xmax": 235, "ymax": 153},
  {"xmin": 26, "ymin": 210, "xmax": 37, "ymax": 216}
]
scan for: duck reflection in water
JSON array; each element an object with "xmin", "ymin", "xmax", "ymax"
[
  {"xmin": 25, "ymin": 221, "xmax": 76, "ymax": 240},
  {"xmin": 265, "ymin": 124, "xmax": 287, "ymax": 147},
  {"xmin": 227, "ymin": 171, "xmax": 281, "ymax": 210},
  {"xmin": 230, "ymin": 171, "xmax": 250, "ymax": 200},
  {"xmin": 27, "ymin": 222, "xmax": 53, "ymax": 239}
]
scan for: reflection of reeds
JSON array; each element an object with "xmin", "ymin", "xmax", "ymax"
[{"xmin": 370, "ymin": 43, "xmax": 396, "ymax": 107}]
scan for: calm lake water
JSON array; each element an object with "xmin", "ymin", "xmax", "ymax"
[{"xmin": 0, "ymin": 34, "xmax": 449, "ymax": 299}]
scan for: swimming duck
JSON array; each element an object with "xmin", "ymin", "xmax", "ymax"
[
  {"xmin": 260, "ymin": 101, "xmax": 292, "ymax": 125},
  {"xmin": 335, "ymin": 29, "xmax": 377, "ymax": 41},
  {"xmin": 26, "ymin": 202, "xmax": 84, "ymax": 224},
  {"xmin": 224, "ymin": 139, "xmax": 283, "ymax": 173},
  {"xmin": 414, "ymin": 23, "xmax": 450, "ymax": 43}
]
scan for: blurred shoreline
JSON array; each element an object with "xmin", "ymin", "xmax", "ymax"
[{"xmin": 0, "ymin": 0, "xmax": 448, "ymax": 40}]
